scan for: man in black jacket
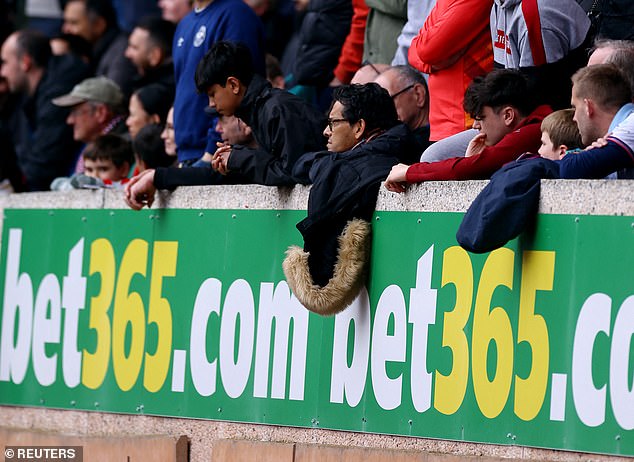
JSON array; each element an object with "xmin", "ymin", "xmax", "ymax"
[
  {"xmin": 283, "ymin": 83, "xmax": 418, "ymax": 314},
  {"xmin": 62, "ymin": 0, "xmax": 137, "ymax": 97},
  {"xmin": 124, "ymin": 16, "xmax": 175, "ymax": 93},
  {"xmin": 0, "ymin": 29, "xmax": 90, "ymax": 191},
  {"xmin": 125, "ymin": 41, "xmax": 327, "ymax": 209}
]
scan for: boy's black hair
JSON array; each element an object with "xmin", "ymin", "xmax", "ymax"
[
  {"xmin": 132, "ymin": 124, "xmax": 175, "ymax": 169},
  {"xmin": 134, "ymin": 15, "xmax": 176, "ymax": 56},
  {"xmin": 331, "ymin": 83, "xmax": 399, "ymax": 133},
  {"xmin": 15, "ymin": 29, "xmax": 51, "ymax": 69},
  {"xmin": 463, "ymin": 69, "xmax": 536, "ymax": 119},
  {"xmin": 195, "ymin": 41, "xmax": 254, "ymax": 93},
  {"xmin": 83, "ymin": 134, "xmax": 134, "ymax": 168}
]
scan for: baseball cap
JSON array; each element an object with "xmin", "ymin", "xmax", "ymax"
[{"xmin": 53, "ymin": 76, "xmax": 124, "ymax": 107}]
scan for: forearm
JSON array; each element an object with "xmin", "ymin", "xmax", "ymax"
[
  {"xmin": 558, "ymin": 139, "xmax": 634, "ymax": 179},
  {"xmin": 154, "ymin": 166, "xmax": 224, "ymax": 190}
]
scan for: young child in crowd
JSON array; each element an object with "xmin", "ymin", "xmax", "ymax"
[
  {"xmin": 133, "ymin": 124, "xmax": 177, "ymax": 172},
  {"xmin": 83, "ymin": 134, "xmax": 134, "ymax": 188},
  {"xmin": 537, "ymin": 109, "xmax": 583, "ymax": 160}
]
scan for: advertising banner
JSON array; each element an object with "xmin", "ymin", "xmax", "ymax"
[{"xmin": 0, "ymin": 208, "xmax": 632, "ymax": 456}]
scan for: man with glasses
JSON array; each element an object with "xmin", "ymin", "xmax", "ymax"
[
  {"xmin": 53, "ymin": 76, "xmax": 129, "ymax": 172},
  {"xmin": 374, "ymin": 65, "xmax": 431, "ymax": 161},
  {"xmin": 284, "ymin": 82, "xmax": 418, "ymax": 313},
  {"xmin": 0, "ymin": 29, "xmax": 89, "ymax": 190}
]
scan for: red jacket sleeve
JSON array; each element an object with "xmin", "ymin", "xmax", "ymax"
[
  {"xmin": 409, "ymin": 0, "xmax": 493, "ymax": 74},
  {"xmin": 334, "ymin": 0, "xmax": 369, "ymax": 84},
  {"xmin": 406, "ymin": 111, "xmax": 549, "ymax": 182}
]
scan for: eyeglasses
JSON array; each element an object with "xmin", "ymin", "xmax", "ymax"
[
  {"xmin": 327, "ymin": 118, "xmax": 348, "ymax": 130},
  {"xmin": 391, "ymin": 84, "xmax": 415, "ymax": 99},
  {"xmin": 361, "ymin": 60, "xmax": 382, "ymax": 76}
]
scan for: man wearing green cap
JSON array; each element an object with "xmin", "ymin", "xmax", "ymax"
[{"xmin": 52, "ymin": 76, "xmax": 129, "ymax": 173}]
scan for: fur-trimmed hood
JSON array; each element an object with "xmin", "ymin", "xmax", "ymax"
[{"xmin": 283, "ymin": 219, "xmax": 371, "ymax": 316}]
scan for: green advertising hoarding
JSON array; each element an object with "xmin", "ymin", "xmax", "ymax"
[{"xmin": 0, "ymin": 208, "xmax": 632, "ymax": 456}]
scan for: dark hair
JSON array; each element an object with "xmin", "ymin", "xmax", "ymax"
[
  {"xmin": 463, "ymin": 69, "xmax": 536, "ymax": 118},
  {"xmin": 195, "ymin": 41, "xmax": 254, "ymax": 93},
  {"xmin": 15, "ymin": 30, "xmax": 51, "ymax": 69},
  {"xmin": 84, "ymin": 0, "xmax": 118, "ymax": 30},
  {"xmin": 265, "ymin": 53, "xmax": 282, "ymax": 80},
  {"xmin": 51, "ymin": 32, "xmax": 92, "ymax": 61},
  {"xmin": 134, "ymin": 83, "xmax": 174, "ymax": 123},
  {"xmin": 83, "ymin": 134, "xmax": 134, "ymax": 168},
  {"xmin": 331, "ymin": 83, "xmax": 399, "ymax": 133},
  {"xmin": 134, "ymin": 15, "xmax": 176, "ymax": 56},
  {"xmin": 132, "ymin": 124, "xmax": 175, "ymax": 168}
]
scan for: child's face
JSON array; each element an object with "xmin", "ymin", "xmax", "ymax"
[
  {"xmin": 84, "ymin": 158, "xmax": 129, "ymax": 182},
  {"xmin": 206, "ymin": 78, "xmax": 242, "ymax": 116},
  {"xmin": 538, "ymin": 131, "xmax": 565, "ymax": 161}
]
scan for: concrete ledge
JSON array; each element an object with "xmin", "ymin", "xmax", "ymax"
[{"xmin": 5, "ymin": 180, "xmax": 632, "ymax": 216}]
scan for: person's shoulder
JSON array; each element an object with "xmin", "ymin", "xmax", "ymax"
[
  {"xmin": 213, "ymin": 0, "xmax": 258, "ymax": 13},
  {"xmin": 40, "ymin": 55, "xmax": 90, "ymax": 100},
  {"xmin": 609, "ymin": 112, "xmax": 634, "ymax": 149}
]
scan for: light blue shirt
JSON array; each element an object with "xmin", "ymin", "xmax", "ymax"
[{"xmin": 606, "ymin": 103, "xmax": 634, "ymax": 178}]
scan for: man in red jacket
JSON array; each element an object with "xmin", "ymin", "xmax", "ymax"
[{"xmin": 384, "ymin": 69, "xmax": 552, "ymax": 192}]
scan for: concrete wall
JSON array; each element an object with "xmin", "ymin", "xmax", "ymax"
[{"xmin": 0, "ymin": 180, "xmax": 632, "ymax": 462}]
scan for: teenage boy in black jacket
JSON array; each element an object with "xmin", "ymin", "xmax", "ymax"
[{"xmin": 125, "ymin": 41, "xmax": 327, "ymax": 209}]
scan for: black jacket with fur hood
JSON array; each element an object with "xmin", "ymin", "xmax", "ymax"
[{"xmin": 291, "ymin": 122, "xmax": 415, "ymax": 286}]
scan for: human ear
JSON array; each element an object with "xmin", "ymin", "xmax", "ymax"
[
  {"xmin": 92, "ymin": 16, "xmax": 107, "ymax": 38},
  {"xmin": 502, "ymin": 106, "xmax": 515, "ymax": 126},
  {"xmin": 226, "ymin": 76, "xmax": 241, "ymax": 94},
  {"xmin": 584, "ymin": 98, "xmax": 594, "ymax": 117},
  {"xmin": 353, "ymin": 118, "xmax": 366, "ymax": 141},
  {"xmin": 20, "ymin": 53, "xmax": 33, "ymax": 72},
  {"xmin": 413, "ymin": 83, "xmax": 427, "ymax": 107},
  {"xmin": 148, "ymin": 47, "xmax": 162, "ymax": 68}
]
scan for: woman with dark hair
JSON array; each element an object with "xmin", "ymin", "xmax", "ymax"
[{"xmin": 126, "ymin": 83, "xmax": 173, "ymax": 138}]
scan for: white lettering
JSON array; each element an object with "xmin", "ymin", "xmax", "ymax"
[
  {"xmin": 254, "ymin": 281, "xmax": 308, "ymax": 400},
  {"xmin": 330, "ymin": 289, "xmax": 370, "ymax": 406},
  {"xmin": 220, "ymin": 279, "xmax": 254, "ymax": 398},
  {"xmin": 572, "ymin": 293, "xmax": 610, "ymax": 427},
  {"xmin": 190, "ymin": 278, "xmax": 221, "ymax": 396},
  {"xmin": 408, "ymin": 246, "xmax": 436, "ymax": 413},
  {"xmin": 0, "ymin": 229, "xmax": 33, "ymax": 383},
  {"xmin": 371, "ymin": 285, "xmax": 406, "ymax": 410},
  {"xmin": 32, "ymin": 274, "xmax": 61, "ymax": 386},
  {"xmin": 61, "ymin": 239, "xmax": 86, "ymax": 387},
  {"xmin": 610, "ymin": 295, "xmax": 634, "ymax": 430}
]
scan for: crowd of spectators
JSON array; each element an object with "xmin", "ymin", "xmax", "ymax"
[{"xmin": 0, "ymin": 0, "xmax": 633, "ymax": 200}]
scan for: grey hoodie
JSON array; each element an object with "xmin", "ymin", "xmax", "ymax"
[{"xmin": 491, "ymin": 0, "xmax": 590, "ymax": 68}]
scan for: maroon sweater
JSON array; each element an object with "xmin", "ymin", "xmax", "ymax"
[{"xmin": 406, "ymin": 104, "xmax": 552, "ymax": 182}]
